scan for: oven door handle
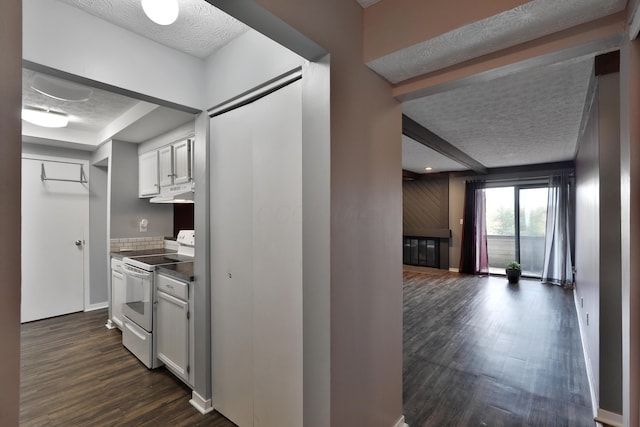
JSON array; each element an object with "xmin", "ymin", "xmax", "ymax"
[
  {"xmin": 124, "ymin": 321, "xmax": 147, "ymax": 340},
  {"xmin": 122, "ymin": 264, "xmax": 152, "ymax": 278}
]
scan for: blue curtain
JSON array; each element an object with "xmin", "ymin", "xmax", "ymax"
[{"xmin": 542, "ymin": 173, "xmax": 574, "ymax": 286}]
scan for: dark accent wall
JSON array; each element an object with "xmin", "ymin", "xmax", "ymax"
[
  {"xmin": 575, "ymin": 72, "xmax": 622, "ymax": 415},
  {"xmin": 403, "ymin": 177, "xmax": 450, "ymax": 268},
  {"xmin": 403, "ymin": 177, "xmax": 449, "ymax": 235}
]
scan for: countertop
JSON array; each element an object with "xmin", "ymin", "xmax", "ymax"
[
  {"xmin": 157, "ymin": 262, "xmax": 194, "ymax": 282},
  {"xmin": 110, "ymin": 248, "xmax": 176, "ymax": 260}
]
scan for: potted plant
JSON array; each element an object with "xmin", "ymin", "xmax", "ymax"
[{"xmin": 506, "ymin": 261, "xmax": 521, "ymax": 284}]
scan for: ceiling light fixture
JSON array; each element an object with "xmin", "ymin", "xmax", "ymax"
[
  {"xmin": 22, "ymin": 107, "xmax": 69, "ymax": 128},
  {"xmin": 31, "ymin": 73, "xmax": 93, "ymax": 102},
  {"xmin": 425, "ymin": 167, "xmax": 433, "ymax": 171},
  {"xmin": 141, "ymin": 0, "xmax": 179, "ymax": 26}
]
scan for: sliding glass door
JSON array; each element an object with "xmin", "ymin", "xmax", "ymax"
[
  {"xmin": 518, "ymin": 187, "xmax": 548, "ymax": 276},
  {"xmin": 485, "ymin": 185, "xmax": 548, "ymax": 277}
]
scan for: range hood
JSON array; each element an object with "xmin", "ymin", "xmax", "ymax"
[{"xmin": 150, "ymin": 182, "xmax": 194, "ymax": 204}]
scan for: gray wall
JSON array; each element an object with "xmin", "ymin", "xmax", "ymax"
[
  {"xmin": 619, "ymin": 35, "xmax": 640, "ymax": 427},
  {"xmin": 89, "ymin": 162, "xmax": 109, "ymax": 305},
  {"xmin": 575, "ymin": 73, "xmax": 622, "ymax": 415},
  {"xmin": 575, "ymin": 86, "xmax": 601, "ymax": 401},
  {"xmin": 109, "ymin": 140, "xmax": 173, "ymax": 239},
  {"xmin": 597, "ymin": 73, "xmax": 622, "ymax": 413},
  {"xmin": 0, "ymin": 1, "xmax": 21, "ymax": 423},
  {"xmin": 247, "ymin": 1, "xmax": 403, "ymax": 425}
]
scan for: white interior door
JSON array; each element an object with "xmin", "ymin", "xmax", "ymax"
[
  {"xmin": 211, "ymin": 79, "xmax": 303, "ymax": 427},
  {"xmin": 211, "ymin": 104, "xmax": 254, "ymax": 427},
  {"xmin": 21, "ymin": 158, "xmax": 88, "ymax": 322}
]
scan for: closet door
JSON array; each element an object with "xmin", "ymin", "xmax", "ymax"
[
  {"xmin": 210, "ymin": 79, "xmax": 303, "ymax": 427},
  {"xmin": 211, "ymin": 106, "xmax": 254, "ymax": 427}
]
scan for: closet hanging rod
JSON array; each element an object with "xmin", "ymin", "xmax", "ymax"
[{"xmin": 36, "ymin": 161, "xmax": 88, "ymax": 184}]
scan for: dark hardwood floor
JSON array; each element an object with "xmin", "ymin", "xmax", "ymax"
[
  {"xmin": 403, "ymin": 267, "xmax": 594, "ymax": 427},
  {"xmin": 21, "ymin": 270, "xmax": 593, "ymax": 426},
  {"xmin": 20, "ymin": 309, "xmax": 235, "ymax": 427}
]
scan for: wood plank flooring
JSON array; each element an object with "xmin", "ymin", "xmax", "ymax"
[
  {"xmin": 20, "ymin": 309, "xmax": 234, "ymax": 427},
  {"xmin": 21, "ymin": 270, "xmax": 593, "ymax": 426},
  {"xmin": 403, "ymin": 267, "xmax": 594, "ymax": 427}
]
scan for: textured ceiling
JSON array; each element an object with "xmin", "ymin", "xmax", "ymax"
[
  {"xmin": 56, "ymin": 0, "xmax": 249, "ymax": 58},
  {"xmin": 22, "ymin": 69, "xmax": 139, "ymax": 132},
  {"xmin": 402, "ymin": 135, "xmax": 468, "ymax": 174},
  {"xmin": 402, "ymin": 57, "xmax": 594, "ymax": 169},
  {"xmin": 367, "ymin": 0, "xmax": 625, "ymax": 84}
]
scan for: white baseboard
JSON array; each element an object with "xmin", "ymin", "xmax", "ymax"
[
  {"xmin": 573, "ymin": 290, "xmax": 598, "ymax": 419},
  {"xmin": 392, "ymin": 415, "xmax": 409, "ymax": 427},
  {"xmin": 449, "ymin": 268, "xmax": 459, "ymax": 273},
  {"xmin": 85, "ymin": 302, "xmax": 108, "ymax": 312},
  {"xmin": 190, "ymin": 391, "xmax": 214, "ymax": 415},
  {"xmin": 595, "ymin": 408, "xmax": 623, "ymax": 427}
]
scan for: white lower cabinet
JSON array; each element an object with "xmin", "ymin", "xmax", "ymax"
[
  {"xmin": 156, "ymin": 273, "xmax": 193, "ymax": 386},
  {"xmin": 110, "ymin": 258, "xmax": 124, "ymax": 329}
]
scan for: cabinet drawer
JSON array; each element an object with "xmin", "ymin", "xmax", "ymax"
[
  {"xmin": 111, "ymin": 257, "xmax": 122, "ymax": 271},
  {"xmin": 157, "ymin": 273, "xmax": 188, "ymax": 300}
]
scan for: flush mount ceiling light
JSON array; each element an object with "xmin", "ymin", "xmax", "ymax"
[
  {"xmin": 22, "ymin": 107, "xmax": 69, "ymax": 128},
  {"xmin": 31, "ymin": 73, "xmax": 93, "ymax": 102},
  {"xmin": 141, "ymin": 0, "xmax": 179, "ymax": 25},
  {"xmin": 425, "ymin": 167, "xmax": 433, "ymax": 171}
]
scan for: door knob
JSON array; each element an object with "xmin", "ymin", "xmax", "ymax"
[{"xmin": 75, "ymin": 240, "xmax": 83, "ymax": 246}]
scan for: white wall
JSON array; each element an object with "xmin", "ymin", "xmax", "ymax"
[
  {"xmin": 204, "ymin": 29, "xmax": 306, "ymax": 109},
  {"xmin": 23, "ymin": 0, "xmax": 205, "ymax": 110}
]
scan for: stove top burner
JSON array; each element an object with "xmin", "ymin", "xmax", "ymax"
[{"xmin": 126, "ymin": 253, "xmax": 194, "ymax": 267}]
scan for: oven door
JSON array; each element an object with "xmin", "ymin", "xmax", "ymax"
[{"xmin": 122, "ymin": 263, "xmax": 153, "ymax": 332}]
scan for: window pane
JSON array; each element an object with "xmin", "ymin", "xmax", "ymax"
[
  {"xmin": 485, "ymin": 187, "xmax": 515, "ymax": 274},
  {"xmin": 519, "ymin": 187, "xmax": 548, "ymax": 276}
]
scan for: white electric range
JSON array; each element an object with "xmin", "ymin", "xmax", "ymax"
[{"xmin": 121, "ymin": 230, "xmax": 194, "ymax": 368}]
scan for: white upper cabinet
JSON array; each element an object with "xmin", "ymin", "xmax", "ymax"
[
  {"xmin": 138, "ymin": 150, "xmax": 159, "ymax": 197},
  {"xmin": 139, "ymin": 138, "xmax": 193, "ymax": 198},
  {"xmin": 158, "ymin": 145, "xmax": 174, "ymax": 187},
  {"xmin": 173, "ymin": 139, "xmax": 192, "ymax": 184}
]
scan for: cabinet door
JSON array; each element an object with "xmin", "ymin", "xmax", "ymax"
[
  {"xmin": 111, "ymin": 269, "xmax": 124, "ymax": 329},
  {"xmin": 156, "ymin": 290, "xmax": 189, "ymax": 381},
  {"xmin": 138, "ymin": 150, "xmax": 159, "ymax": 197},
  {"xmin": 173, "ymin": 139, "xmax": 191, "ymax": 184},
  {"xmin": 158, "ymin": 145, "xmax": 174, "ymax": 187}
]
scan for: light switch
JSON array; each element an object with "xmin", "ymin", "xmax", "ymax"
[
  {"xmin": 140, "ymin": 218, "xmax": 148, "ymax": 233},
  {"xmin": 459, "ymin": 218, "xmax": 464, "ymax": 225}
]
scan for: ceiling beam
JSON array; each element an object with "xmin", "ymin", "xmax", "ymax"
[
  {"xmin": 393, "ymin": 12, "xmax": 624, "ymax": 102},
  {"xmin": 402, "ymin": 169, "xmax": 419, "ymax": 181},
  {"xmin": 402, "ymin": 114, "xmax": 488, "ymax": 174}
]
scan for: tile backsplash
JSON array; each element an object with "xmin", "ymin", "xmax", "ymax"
[{"xmin": 110, "ymin": 236, "xmax": 165, "ymax": 252}]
